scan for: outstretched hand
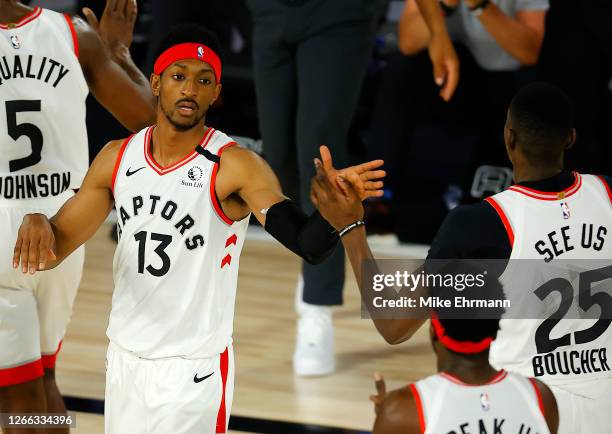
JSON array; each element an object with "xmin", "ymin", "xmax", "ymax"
[
  {"xmin": 83, "ymin": 0, "xmax": 138, "ymax": 51},
  {"xmin": 310, "ymin": 159, "xmax": 364, "ymax": 231},
  {"xmin": 317, "ymin": 145, "xmax": 385, "ymax": 201}
]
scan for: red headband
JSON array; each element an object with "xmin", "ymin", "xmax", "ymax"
[
  {"xmin": 154, "ymin": 43, "xmax": 222, "ymax": 83},
  {"xmin": 431, "ymin": 312, "xmax": 493, "ymax": 354}
]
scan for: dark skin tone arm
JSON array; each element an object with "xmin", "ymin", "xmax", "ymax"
[
  {"xmin": 533, "ymin": 378, "xmax": 559, "ymax": 434},
  {"xmin": 371, "ymin": 376, "xmax": 420, "ymax": 434},
  {"xmin": 12, "ymin": 143, "xmax": 385, "ymax": 273},
  {"xmin": 12, "ymin": 140, "xmax": 120, "ymax": 273},
  {"xmin": 310, "ymin": 154, "xmax": 425, "ymax": 344},
  {"xmin": 76, "ymin": 0, "xmax": 156, "ymax": 130}
]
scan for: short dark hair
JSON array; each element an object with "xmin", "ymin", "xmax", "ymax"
[
  {"xmin": 153, "ymin": 24, "xmax": 222, "ymax": 67},
  {"xmin": 508, "ymin": 82, "xmax": 574, "ymax": 165},
  {"xmin": 429, "ymin": 262, "xmax": 506, "ymax": 352}
]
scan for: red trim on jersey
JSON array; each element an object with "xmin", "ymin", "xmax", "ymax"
[
  {"xmin": 409, "ymin": 384, "xmax": 426, "ymax": 434},
  {"xmin": 508, "ymin": 172, "xmax": 582, "ymax": 201},
  {"xmin": 63, "ymin": 14, "xmax": 79, "ymax": 58},
  {"xmin": 431, "ymin": 313, "xmax": 493, "ymax": 354},
  {"xmin": 0, "ymin": 7, "xmax": 42, "ymax": 29},
  {"xmin": 485, "ymin": 196, "xmax": 514, "ymax": 247},
  {"xmin": 0, "ymin": 359, "xmax": 44, "ymax": 387},
  {"xmin": 209, "ymin": 142, "xmax": 238, "ymax": 226},
  {"xmin": 41, "ymin": 340, "xmax": 63, "ymax": 369},
  {"xmin": 215, "ymin": 347, "xmax": 229, "ymax": 433},
  {"xmin": 220, "ymin": 254, "xmax": 232, "ymax": 268},
  {"xmin": 111, "ymin": 135, "xmax": 135, "ymax": 196},
  {"xmin": 596, "ymin": 175, "xmax": 612, "ymax": 205},
  {"xmin": 440, "ymin": 370, "xmax": 508, "ymax": 387},
  {"xmin": 225, "ymin": 234, "xmax": 237, "ymax": 248},
  {"xmin": 529, "ymin": 378, "xmax": 546, "ymax": 417},
  {"xmin": 144, "ymin": 126, "xmax": 215, "ymax": 175}
]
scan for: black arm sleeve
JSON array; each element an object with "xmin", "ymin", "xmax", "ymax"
[{"xmin": 264, "ymin": 200, "xmax": 339, "ymax": 265}]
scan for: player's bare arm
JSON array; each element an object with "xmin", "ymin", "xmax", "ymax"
[
  {"xmin": 533, "ymin": 379, "xmax": 559, "ymax": 434},
  {"xmin": 371, "ymin": 375, "xmax": 420, "ymax": 434},
  {"xmin": 311, "ymin": 160, "xmax": 425, "ymax": 343},
  {"xmin": 214, "ymin": 144, "xmax": 385, "ymax": 264},
  {"xmin": 75, "ymin": 0, "xmax": 156, "ymax": 130},
  {"xmin": 13, "ymin": 140, "xmax": 122, "ymax": 274}
]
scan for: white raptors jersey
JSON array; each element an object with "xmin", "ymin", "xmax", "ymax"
[
  {"xmin": 0, "ymin": 8, "xmax": 88, "ymax": 201},
  {"xmin": 412, "ymin": 371, "xmax": 550, "ymax": 434},
  {"xmin": 487, "ymin": 173, "xmax": 612, "ymax": 393},
  {"xmin": 109, "ymin": 126, "xmax": 250, "ymax": 359}
]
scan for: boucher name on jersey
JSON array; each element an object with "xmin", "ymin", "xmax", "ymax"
[{"xmin": 487, "ymin": 173, "xmax": 612, "ymax": 391}]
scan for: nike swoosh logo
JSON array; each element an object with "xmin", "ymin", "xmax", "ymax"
[
  {"xmin": 126, "ymin": 166, "xmax": 146, "ymax": 176},
  {"xmin": 193, "ymin": 372, "xmax": 214, "ymax": 383}
]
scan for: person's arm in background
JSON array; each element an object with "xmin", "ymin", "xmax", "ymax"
[
  {"xmin": 398, "ymin": 0, "xmax": 457, "ymax": 55},
  {"xmin": 413, "ymin": 0, "xmax": 459, "ymax": 101},
  {"xmin": 76, "ymin": 0, "xmax": 156, "ymax": 131},
  {"xmin": 465, "ymin": 0, "xmax": 546, "ymax": 65}
]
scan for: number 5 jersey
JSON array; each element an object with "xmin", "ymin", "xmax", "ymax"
[
  {"xmin": 109, "ymin": 126, "xmax": 249, "ymax": 359},
  {"xmin": 0, "ymin": 8, "xmax": 88, "ymax": 200}
]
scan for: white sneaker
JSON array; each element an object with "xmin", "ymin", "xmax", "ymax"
[{"xmin": 293, "ymin": 276, "xmax": 336, "ymax": 376}]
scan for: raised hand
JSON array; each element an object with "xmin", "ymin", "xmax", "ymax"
[
  {"xmin": 317, "ymin": 145, "xmax": 385, "ymax": 201},
  {"xmin": 83, "ymin": 0, "xmax": 138, "ymax": 52},
  {"xmin": 369, "ymin": 372, "xmax": 387, "ymax": 416},
  {"xmin": 310, "ymin": 160, "xmax": 364, "ymax": 231},
  {"xmin": 13, "ymin": 214, "xmax": 57, "ymax": 275}
]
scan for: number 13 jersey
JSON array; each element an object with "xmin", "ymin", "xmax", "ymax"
[
  {"xmin": 0, "ymin": 8, "xmax": 88, "ymax": 200},
  {"xmin": 109, "ymin": 126, "xmax": 250, "ymax": 359}
]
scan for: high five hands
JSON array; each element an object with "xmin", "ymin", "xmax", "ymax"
[{"xmin": 310, "ymin": 146, "xmax": 385, "ymax": 231}]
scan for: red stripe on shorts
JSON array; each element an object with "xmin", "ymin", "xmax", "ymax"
[
  {"xmin": 215, "ymin": 347, "xmax": 229, "ymax": 433},
  {"xmin": 0, "ymin": 359, "xmax": 44, "ymax": 387}
]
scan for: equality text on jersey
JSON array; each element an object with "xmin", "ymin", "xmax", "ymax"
[{"xmin": 0, "ymin": 55, "xmax": 70, "ymax": 88}]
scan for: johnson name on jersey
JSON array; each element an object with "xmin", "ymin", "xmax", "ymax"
[{"xmin": 1, "ymin": 8, "xmax": 88, "ymax": 200}]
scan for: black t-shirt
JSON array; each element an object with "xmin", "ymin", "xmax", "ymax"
[{"xmin": 427, "ymin": 172, "xmax": 612, "ymax": 260}]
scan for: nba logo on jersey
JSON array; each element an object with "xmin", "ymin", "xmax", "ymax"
[
  {"xmin": 10, "ymin": 35, "xmax": 20, "ymax": 49},
  {"xmin": 480, "ymin": 392, "xmax": 490, "ymax": 411},
  {"xmin": 197, "ymin": 46, "xmax": 204, "ymax": 59},
  {"xmin": 561, "ymin": 202, "xmax": 570, "ymax": 219}
]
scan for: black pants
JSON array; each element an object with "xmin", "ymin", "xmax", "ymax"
[
  {"xmin": 538, "ymin": 0, "xmax": 612, "ymax": 174},
  {"xmin": 367, "ymin": 46, "xmax": 526, "ymax": 243},
  {"xmin": 248, "ymin": 0, "xmax": 380, "ymax": 305}
]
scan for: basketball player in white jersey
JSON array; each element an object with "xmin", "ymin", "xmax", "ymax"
[
  {"xmin": 0, "ymin": 0, "xmax": 155, "ymax": 429},
  {"xmin": 369, "ymin": 277, "xmax": 558, "ymax": 434},
  {"xmin": 11, "ymin": 24, "xmax": 385, "ymax": 433},
  {"xmin": 311, "ymin": 83, "xmax": 612, "ymax": 433}
]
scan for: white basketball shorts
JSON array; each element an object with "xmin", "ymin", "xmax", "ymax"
[
  {"xmin": 0, "ymin": 190, "xmax": 84, "ymax": 386},
  {"xmin": 105, "ymin": 342, "xmax": 235, "ymax": 434}
]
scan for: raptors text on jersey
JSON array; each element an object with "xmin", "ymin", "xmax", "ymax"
[{"xmin": 108, "ymin": 126, "xmax": 250, "ymax": 359}]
